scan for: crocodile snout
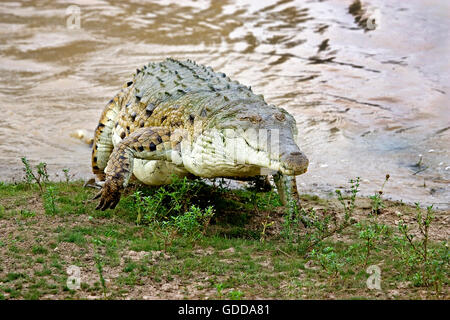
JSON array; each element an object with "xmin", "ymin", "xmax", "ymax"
[{"xmin": 280, "ymin": 150, "xmax": 309, "ymax": 175}]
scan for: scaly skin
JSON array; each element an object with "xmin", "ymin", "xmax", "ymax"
[
  {"xmin": 92, "ymin": 58, "xmax": 309, "ymax": 210},
  {"xmin": 94, "ymin": 127, "xmax": 173, "ymax": 210}
]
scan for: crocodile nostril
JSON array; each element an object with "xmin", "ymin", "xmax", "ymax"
[{"xmin": 274, "ymin": 113, "xmax": 285, "ymax": 121}]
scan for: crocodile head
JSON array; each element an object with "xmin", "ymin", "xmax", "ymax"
[{"xmin": 178, "ymin": 102, "xmax": 309, "ymax": 178}]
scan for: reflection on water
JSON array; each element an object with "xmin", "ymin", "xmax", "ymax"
[{"xmin": 0, "ymin": 0, "xmax": 449, "ymax": 208}]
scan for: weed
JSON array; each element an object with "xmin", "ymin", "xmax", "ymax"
[
  {"xmin": 21, "ymin": 157, "xmax": 35, "ymax": 185},
  {"xmin": 20, "ymin": 209, "xmax": 36, "ymax": 218},
  {"xmin": 124, "ymin": 177, "xmax": 216, "ymax": 247},
  {"xmin": 281, "ymin": 202, "xmax": 306, "ymax": 243},
  {"xmin": 260, "ymin": 217, "xmax": 275, "ymax": 243},
  {"xmin": 43, "ymin": 186, "xmax": 58, "ymax": 215},
  {"xmin": 32, "ymin": 245, "xmax": 48, "ymax": 255},
  {"xmin": 284, "ymin": 178, "xmax": 360, "ymax": 255},
  {"xmin": 228, "ymin": 290, "xmax": 244, "ymax": 300},
  {"xmin": 58, "ymin": 230, "xmax": 86, "ymax": 246},
  {"xmin": 369, "ymin": 174, "xmax": 389, "ymax": 215},
  {"xmin": 36, "ymin": 162, "xmax": 49, "ymax": 183},
  {"xmin": 152, "ymin": 223, "xmax": 178, "ymax": 251},
  {"xmin": 310, "ymin": 246, "xmax": 344, "ymax": 279},
  {"xmin": 92, "ymin": 238, "xmax": 108, "ymax": 298},
  {"xmin": 0, "ymin": 205, "xmax": 5, "ymax": 219},
  {"xmin": 62, "ymin": 169, "xmax": 71, "ymax": 183},
  {"xmin": 171, "ymin": 205, "xmax": 215, "ymax": 240},
  {"xmin": 335, "ymin": 177, "xmax": 360, "ymax": 222},
  {"xmin": 356, "ymin": 219, "xmax": 389, "ymax": 267},
  {"xmin": 215, "ymin": 283, "xmax": 225, "ymax": 298},
  {"xmin": 21, "ymin": 157, "xmax": 48, "ymax": 192},
  {"xmin": 3, "ymin": 273, "xmax": 26, "ymax": 282},
  {"xmin": 396, "ymin": 204, "xmax": 449, "ymax": 292},
  {"xmin": 128, "ymin": 176, "xmax": 207, "ymax": 224},
  {"xmin": 94, "ymin": 254, "xmax": 107, "ymax": 298}
]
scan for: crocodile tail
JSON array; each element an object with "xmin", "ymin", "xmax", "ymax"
[
  {"xmin": 92, "ymin": 83, "xmax": 131, "ymax": 180},
  {"xmin": 70, "ymin": 129, "xmax": 94, "ymax": 146}
]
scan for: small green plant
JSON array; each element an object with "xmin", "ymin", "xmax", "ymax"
[
  {"xmin": 92, "ymin": 238, "xmax": 108, "ymax": 298},
  {"xmin": 346, "ymin": 175, "xmax": 390, "ymax": 267},
  {"xmin": 228, "ymin": 290, "xmax": 244, "ymax": 300},
  {"xmin": 281, "ymin": 197, "xmax": 310, "ymax": 243},
  {"xmin": 36, "ymin": 162, "xmax": 49, "ymax": 182},
  {"xmin": 285, "ymin": 178, "xmax": 360, "ymax": 255},
  {"xmin": 396, "ymin": 204, "xmax": 449, "ymax": 292},
  {"xmin": 21, "ymin": 157, "xmax": 48, "ymax": 192},
  {"xmin": 155, "ymin": 222, "xmax": 178, "ymax": 251},
  {"xmin": 0, "ymin": 205, "xmax": 5, "ymax": 219},
  {"xmin": 32, "ymin": 245, "xmax": 48, "ymax": 255},
  {"xmin": 126, "ymin": 177, "xmax": 216, "ymax": 247},
  {"xmin": 128, "ymin": 176, "xmax": 208, "ymax": 225},
  {"xmin": 20, "ymin": 209, "xmax": 36, "ymax": 218},
  {"xmin": 310, "ymin": 246, "xmax": 344, "ymax": 279},
  {"xmin": 260, "ymin": 217, "xmax": 274, "ymax": 243},
  {"xmin": 171, "ymin": 205, "xmax": 215, "ymax": 240},
  {"xmin": 62, "ymin": 168, "xmax": 71, "ymax": 183},
  {"xmin": 215, "ymin": 283, "xmax": 225, "ymax": 298},
  {"xmin": 356, "ymin": 219, "xmax": 388, "ymax": 267},
  {"xmin": 21, "ymin": 157, "xmax": 35, "ymax": 185},
  {"xmin": 369, "ymin": 193, "xmax": 384, "ymax": 216},
  {"xmin": 43, "ymin": 186, "xmax": 58, "ymax": 215},
  {"xmin": 94, "ymin": 254, "xmax": 107, "ymax": 298},
  {"xmin": 369, "ymin": 174, "xmax": 389, "ymax": 215},
  {"xmin": 132, "ymin": 191, "xmax": 145, "ymax": 224},
  {"xmin": 335, "ymin": 177, "xmax": 360, "ymax": 222}
]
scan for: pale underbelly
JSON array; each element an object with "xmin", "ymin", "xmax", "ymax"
[
  {"xmin": 132, "ymin": 159, "xmax": 264, "ymax": 185},
  {"xmin": 132, "ymin": 159, "xmax": 190, "ymax": 185}
]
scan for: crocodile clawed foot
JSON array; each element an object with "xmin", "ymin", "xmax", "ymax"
[{"xmin": 93, "ymin": 180, "xmax": 122, "ymax": 211}]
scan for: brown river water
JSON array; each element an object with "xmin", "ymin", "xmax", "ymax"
[{"xmin": 0, "ymin": 0, "xmax": 449, "ymax": 208}]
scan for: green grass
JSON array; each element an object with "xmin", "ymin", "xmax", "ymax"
[{"xmin": 0, "ymin": 174, "xmax": 448, "ymax": 300}]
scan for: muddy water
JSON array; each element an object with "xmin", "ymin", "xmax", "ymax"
[{"xmin": 0, "ymin": 0, "xmax": 449, "ymax": 208}]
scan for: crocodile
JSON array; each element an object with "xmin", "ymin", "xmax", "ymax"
[{"xmin": 92, "ymin": 58, "xmax": 309, "ymax": 210}]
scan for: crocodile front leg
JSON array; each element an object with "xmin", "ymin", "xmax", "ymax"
[
  {"xmin": 94, "ymin": 127, "xmax": 176, "ymax": 210},
  {"xmin": 273, "ymin": 172, "xmax": 304, "ymax": 220},
  {"xmin": 273, "ymin": 172, "xmax": 300, "ymax": 207},
  {"xmin": 273, "ymin": 172, "xmax": 311, "ymax": 227}
]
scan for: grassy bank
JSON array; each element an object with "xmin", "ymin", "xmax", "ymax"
[{"xmin": 0, "ymin": 168, "xmax": 448, "ymax": 300}]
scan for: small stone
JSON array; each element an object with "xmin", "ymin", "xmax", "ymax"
[
  {"xmin": 304, "ymin": 260, "xmax": 318, "ymax": 270},
  {"xmin": 222, "ymin": 247, "xmax": 235, "ymax": 254},
  {"xmin": 388, "ymin": 290, "xmax": 399, "ymax": 298}
]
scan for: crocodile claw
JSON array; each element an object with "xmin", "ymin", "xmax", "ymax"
[{"xmin": 94, "ymin": 180, "xmax": 122, "ymax": 211}]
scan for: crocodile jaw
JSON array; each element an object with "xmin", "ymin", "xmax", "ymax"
[{"xmin": 179, "ymin": 128, "xmax": 308, "ymax": 178}]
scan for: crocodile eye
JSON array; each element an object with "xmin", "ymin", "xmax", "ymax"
[
  {"xmin": 274, "ymin": 113, "xmax": 285, "ymax": 121},
  {"xmin": 239, "ymin": 115, "xmax": 262, "ymax": 123}
]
